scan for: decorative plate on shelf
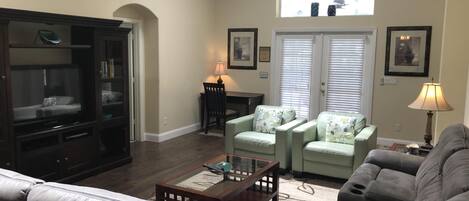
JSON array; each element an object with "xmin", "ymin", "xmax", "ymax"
[{"xmin": 38, "ymin": 30, "xmax": 62, "ymax": 45}]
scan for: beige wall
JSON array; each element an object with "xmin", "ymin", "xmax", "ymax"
[
  {"xmin": 209, "ymin": 0, "xmax": 446, "ymax": 142},
  {"xmin": 436, "ymin": 0, "xmax": 469, "ymax": 140},
  {"xmin": 0, "ymin": 0, "xmax": 215, "ymax": 134}
]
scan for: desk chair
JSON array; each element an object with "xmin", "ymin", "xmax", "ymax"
[{"xmin": 203, "ymin": 82, "xmax": 240, "ymax": 135}]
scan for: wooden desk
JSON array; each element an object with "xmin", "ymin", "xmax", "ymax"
[{"xmin": 200, "ymin": 91, "xmax": 264, "ymax": 127}]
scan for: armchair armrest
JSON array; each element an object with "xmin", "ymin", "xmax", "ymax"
[
  {"xmin": 364, "ymin": 149, "xmax": 425, "ymax": 176},
  {"xmin": 291, "ymin": 120, "xmax": 317, "ymax": 172},
  {"xmin": 275, "ymin": 118, "xmax": 307, "ymax": 169},
  {"xmin": 225, "ymin": 114, "xmax": 254, "ymax": 154},
  {"xmin": 353, "ymin": 125, "xmax": 378, "ymax": 170}
]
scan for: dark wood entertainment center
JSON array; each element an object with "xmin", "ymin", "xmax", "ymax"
[{"xmin": 0, "ymin": 8, "xmax": 132, "ymax": 182}]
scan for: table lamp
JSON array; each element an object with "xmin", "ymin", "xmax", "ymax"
[
  {"xmin": 214, "ymin": 62, "xmax": 227, "ymax": 84},
  {"xmin": 408, "ymin": 81, "xmax": 452, "ymax": 150}
]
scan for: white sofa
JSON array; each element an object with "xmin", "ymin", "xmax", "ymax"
[{"xmin": 0, "ymin": 168, "xmax": 144, "ymax": 201}]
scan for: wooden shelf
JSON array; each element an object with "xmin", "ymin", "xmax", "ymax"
[
  {"xmin": 102, "ymin": 101, "xmax": 123, "ymax": 107},
  {"xmin": 9, "ymin": 43, "xmax": 92, "ymax": 49},
  {"xmin": 101, "ymin": 77, "xmax": 123, "ymax": 82}
]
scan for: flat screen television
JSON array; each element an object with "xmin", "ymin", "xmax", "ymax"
[{"xmin": 11, "ymin": 64, "xmax": 84, "ymax": 131}]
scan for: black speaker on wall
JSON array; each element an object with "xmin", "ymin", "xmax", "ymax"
[
  {"xmin": 311, "ymin": 3, "xmax": 319, "ymax": 17},
  {"xmin": 328, "ymin": 5, "xmax": 336, "ymax": 16}
]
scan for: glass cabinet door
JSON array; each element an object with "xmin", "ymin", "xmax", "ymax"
[
  {"xmin": 0, "ymin": 76, "xmax": 7, "ymax": 144},
  {"xmin": 0, "ymin": 23, "xmax": 9, "ymax": 147},
  {"xmin": 97, "ymin": 32, "xmax": 128, "ymax": 121}
]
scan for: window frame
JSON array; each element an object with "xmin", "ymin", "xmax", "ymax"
[
  {"xmin": 278, "ymin": 0, "xmax": 375, "ymax": 18},
  {"xmin": 270, "ymin": 27, "xmax": 377, "ymax": 121}
]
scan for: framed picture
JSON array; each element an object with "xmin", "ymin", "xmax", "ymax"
[
  {"xmin": 259, "ymin": 46, "xmax": 271, "ymax": 62},
  {"xmin": 385, "ymin": 26, "xmax": 432, "ymax": 77},
  {"xmin": 228, "ymin": 28, "xmax": 258, "ymax": 70}
]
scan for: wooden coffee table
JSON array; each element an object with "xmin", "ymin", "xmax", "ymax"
[{"xmin": 155, "ymin": 154, "xmax": 279, "ymax": 201}]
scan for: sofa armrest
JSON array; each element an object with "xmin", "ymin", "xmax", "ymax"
[
  {"xmin": 275, "ymin": 118, "xmax": 307, "ymax": 169},
  {"xmin": 28, "ymin": 182, "xmax": 145, "ymax": 201},
  {"xmin": 353, "ymin": 125, "xmax": 378, "ymax": 170},
  {"xmin": 364, "ymin": 149, "xmax": 425, "ymax": 176},
  {"xmin": 225, "ymin": 114, "xmax": 254, "ymax": 153},
  {"xmin": 291, "ymin": 120, "xmax": 317, "ymax": 172}
]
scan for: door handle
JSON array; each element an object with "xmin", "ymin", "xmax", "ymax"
[
  {"xmin": 320, "ymin": 82, "xmax": 326, "ymax": 95},
  {"xmin": 1, "ymin": 75, "xmax": 5, "ymax": 80}
]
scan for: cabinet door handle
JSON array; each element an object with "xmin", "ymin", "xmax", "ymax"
[
  {"xmin": 1, "ymin": 75, "xmax": 5, "ymax": 80},
  {"xmin": 64, "ymin": 132, "xmax": 90, "ymax": 141},
  {"xmin": 5, "ymin": 162, "xmax": 11, "ymax": 166},
  {"xmin": 56, "ymin": 160, "xmax": 61, "ymax": 164},
  {"xmin": 64, "ymin": 157, "xmax": 69, "ymax": 161}
]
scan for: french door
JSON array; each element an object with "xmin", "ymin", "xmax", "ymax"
[{"xmin": 274, "ymin": 32, "xmax": 375, "ymax": 120}]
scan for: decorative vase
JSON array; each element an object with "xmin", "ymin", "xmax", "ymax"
[
  {"xmin": 328, "ymin": 5, "xmax": 336, "ymax": 16},
  {"xmin": 311, "ymin": 3, "xmax": 319, "ymax": 17}
]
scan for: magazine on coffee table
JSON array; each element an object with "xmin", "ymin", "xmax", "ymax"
[{"xmin": 176, "ymin": 170, "xmax": 224, "ymax": 191}]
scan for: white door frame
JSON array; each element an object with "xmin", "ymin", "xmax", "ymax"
[
  {"xmin": 270, "ymin": 27, "xmax": 377, "ymax": 121},
  {"xmin": 117, "ymin": 18, "xmax": 146, "ymax": 142}
]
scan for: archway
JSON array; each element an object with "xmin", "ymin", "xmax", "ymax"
[{"xmin": 113, "ymin": 4, "xmax": 159, "ymax": 141}]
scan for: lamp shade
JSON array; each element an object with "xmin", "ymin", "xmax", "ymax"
[
  {"xmin": 408, "ymin": 82, "xmax": 452, "ymax": 111},
  {"xmin": 214, "ymin": 62, "xmax": 227, "ymax": 76}
]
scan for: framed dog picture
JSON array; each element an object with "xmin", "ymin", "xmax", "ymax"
[
  {"xmin": 259, "ymin": 47, "xmax": 271, "ymax": 62},
  {"xmin": 228, "ymin": 28, "xmax": 258, "ymax": 70},
  {"xmin": 385, "ymin": 26, "xmax": 432, "ymax": 77}
]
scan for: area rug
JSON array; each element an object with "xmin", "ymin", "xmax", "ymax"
[{"xmin": 149, "ymin": 174, "xmax": 340, "ymax": 201}]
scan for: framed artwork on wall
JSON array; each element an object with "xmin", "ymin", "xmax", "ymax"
[
  {"xmin": 259, "ymin": 46, "xmax": 271, "ymax": 62},
  {"xmin": 385, "ymin": 26, "xmax": 432, "ymax": 77},
  {"xmin": 228, "ymin": 28, "xmax": 258, "ymax": 70}
]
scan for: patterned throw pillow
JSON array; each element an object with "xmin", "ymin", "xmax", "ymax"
[
  {"xmin": 253, "ymin": 106, "xmax": 284, "ymax": 134},
  {"xmin": 282, "ymin": 108, "xmax": 296, "ymax": 124},
  {"xmin": 325, "ymin": 115, "xmax": 357, "ymax": 145}
]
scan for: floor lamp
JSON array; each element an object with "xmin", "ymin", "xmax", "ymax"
[{"xmin": 408, "ymin": 82, "xmax": 452, "ymax": 150}]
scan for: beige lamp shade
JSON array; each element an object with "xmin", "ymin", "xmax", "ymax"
[
  {"xmin": 214, "ymin": 62, "xmax": 227, "ymax": 76},
  {"xmin": 408, "ymin": 82, "xmax": 452, "ymax": 111}
]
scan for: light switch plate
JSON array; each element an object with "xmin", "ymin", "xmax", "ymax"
[
  {"xmin": 381, "ymin": 77, "xmax": 398, "ymax": 85},
  {"xmin": 259, "ymin": 71, "xmax": 269, "ymax": 79}
]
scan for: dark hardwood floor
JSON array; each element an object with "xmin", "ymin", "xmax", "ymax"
[{"xmin": 76, "ymin": 132, "xmax": 225, "ymax": 199}]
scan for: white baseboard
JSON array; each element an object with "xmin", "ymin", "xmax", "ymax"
[
  {"xmin": 144, "ymin": 123, "xmax": 201, "ymax": 143},
  {"xmin": 144, "ymin": 126, "xmax": 422, "ymax": 146},
  {"xmin": 377, "ymin": 137, "xmax": 423, "ymax": 146}
]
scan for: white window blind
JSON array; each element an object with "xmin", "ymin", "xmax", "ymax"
[
  {"xmin": 325, "ymin": 37, "xmax": 366, "ymax": 113},
  {"xmin": 279, "ymin": 37, "xmax": 314, "ymax": 119}
]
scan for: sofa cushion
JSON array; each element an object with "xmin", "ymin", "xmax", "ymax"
[
  {"xmin": 317, "ymin": 112, "xmax": 366, "ymax": 141},
  {"xmin": 447, "ymin": 191, "xmax": 469, "ymax": 201},
  {"xmin": 442, "ymin": 149, "xmax": 469, "ymax": 200},
  {"xmin": 415, "ymin": 124, "xmax": 469, "ymax": 201},
  {"xmin": 28, "ymin": 182, "xmax": 144, "ymax": 201},
  {"xmin": 303, "ymin": 141, "xmax": 354, "ymax": 167},
  {"xmin": 376, "ymin": 169, "xmax": 415, "ymax": 190},
  {"xmin": 253, "ymin": 106, "xmax": 284, "ymax": 134},
  {"xmin": 234, "ymin": 131, "xmax": 275, "ymax": 154},
  {"xmin": 365, "ymin": 180, "xmax": 415, "ymax": 201},
  {"xmin": 0, "ymin": 168, "xmax": 44, "ymax": 201},
  {"xmin": 325, "ymin": 115, "xmax": 356, "ymax": 145}
]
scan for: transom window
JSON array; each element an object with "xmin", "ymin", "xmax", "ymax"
[{"xmin": 280, "ymin": 0, "xmax": 374, "ymax": 18}]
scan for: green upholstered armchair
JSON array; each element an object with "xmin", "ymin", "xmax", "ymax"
[
  {"xmin": 292, "ymin": 111, "xmax": 377, "ymax": 179},
  {"xmin": 225, "ymin": 105, "xmax": 306, "ymax": 171}
]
